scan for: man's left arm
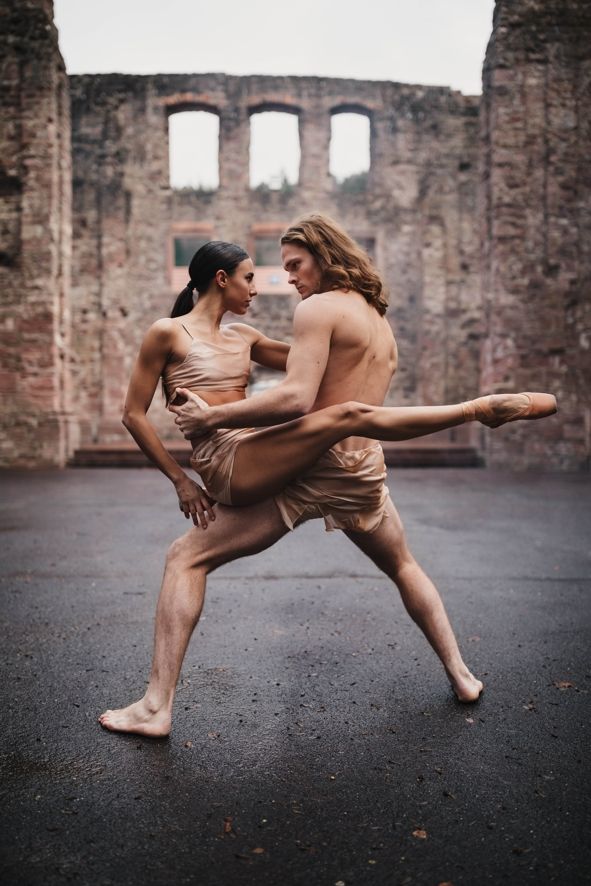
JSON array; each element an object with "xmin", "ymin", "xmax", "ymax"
[{"xmin": 171, "ymin": 298, "xmax": 333, "ymax": 434}]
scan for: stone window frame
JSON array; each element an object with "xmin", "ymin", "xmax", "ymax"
[
  {"xmin": 329, "ymin": 102, "xmax": 374, "ymax": 184},
  {"xmin": 168, "ymin": 221, "xmax": 215, "ymax": 289},
  {"xmin": 164, "ymin": 96, "xmax": 221, "ymax": 191},
  {"xmin": 247, "ymin": 100, "xmax": 302, "ymax": 189}
]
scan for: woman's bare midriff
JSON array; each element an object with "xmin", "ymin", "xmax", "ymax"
[{"xmin": 189, "ymin": 389, "xmax": 246, "ymax": 407}]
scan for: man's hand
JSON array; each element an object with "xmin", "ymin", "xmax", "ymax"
[
  {"xmin": 174, "ymin": 473, "xmax": 216, "ymax": 528},
  {"xmin": 168, "ymin": 388, "xmax": 215, "ymax": 440}
]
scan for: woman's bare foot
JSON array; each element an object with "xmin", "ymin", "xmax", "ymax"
[
  {"xmin": 98, "ymin": 697, "xmax": 172, "ymax": 738},
  {"xmin": 462, "ymin": 392, "xmax": 557, "ymax": 428},
  {"xmin": 447, "ymin": 668, "xmax": 484, "ymax": 703}
]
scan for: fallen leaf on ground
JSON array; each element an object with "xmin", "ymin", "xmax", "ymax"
[
  {"xmin": 251, "ymin": 847, "xmax": 265, "ymax": 854},
  {"xmin": 553, "ymin": 680, "xmax": 575, "ymax": 690},
  {"xmin": 184, "ymin": 740, "xmax": 193, "ymax": 748},
  {"xmin": 207, "ymin": 731, "xmax": 221, "ymax": 739},
  {"xmin": 465, "ymin": 717, "xmax": 474, "ymax": 724},
  {"xmin": 412, "ymin": 828, "xmax": 427, "ymax": 839}
]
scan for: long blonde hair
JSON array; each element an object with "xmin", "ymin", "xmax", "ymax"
[{"xmin": 280, "ymin": 214, "xmax": 388, "ymax": 316}]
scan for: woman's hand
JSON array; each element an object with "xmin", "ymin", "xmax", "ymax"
[{"xmin": 174, "ymin": 474, "xmax": 216, "ymax": 528}]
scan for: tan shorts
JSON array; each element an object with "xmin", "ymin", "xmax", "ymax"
[
  {"xmin": 274, "ymin": 442, "xmax": 390, "ymax": 534},
  {"xmin": 191, "ymin": 431, "xmax": 390, "ymax": 535}
]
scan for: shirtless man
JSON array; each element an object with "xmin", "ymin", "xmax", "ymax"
[{"xmin": 99, "ymin": 214, "xmax": 485, "ymax": 737}]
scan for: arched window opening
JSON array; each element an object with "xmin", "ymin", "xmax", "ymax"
[
  {"xmin": 329, "ymin": 112, "xmax": 370, "ymax": 187},
  {"xmin": 249, "ymin": 111, "xmax": 300, "ymax": 190},
  {"xmin": 168, "ymin": 110, "xmax": 219, "ymax": 190}
]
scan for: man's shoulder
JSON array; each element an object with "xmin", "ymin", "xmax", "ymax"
[{"xmin": 293, "ymin": 293, "xmax": 336, "ymax": 323}]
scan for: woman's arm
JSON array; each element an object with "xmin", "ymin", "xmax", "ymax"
[
  {"xmin": 123, "ymin": 320, "xmax": 216, "ymax": 528},
  {"xmin": 251, "ymin": 335, "xmax": 290, "ymax": 371},
  {"xmin": 230, "ymin": 323, "xmax": 290, "ymax": 371}
]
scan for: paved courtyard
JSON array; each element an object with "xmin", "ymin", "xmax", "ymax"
[{"xmin": 1, "ymin": 467, "xmax": 589, "ymax": 885}]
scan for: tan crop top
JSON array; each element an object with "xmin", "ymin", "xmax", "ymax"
[{"xmin": 163, "ymin": 324, "xmax": 251, "ymax": 400}]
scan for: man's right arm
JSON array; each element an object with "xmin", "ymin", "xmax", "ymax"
[{"xmin": 171, "ymin": 297, "xmax": 335, "ymax": 433}]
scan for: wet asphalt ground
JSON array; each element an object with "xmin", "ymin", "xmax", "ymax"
[{"xmin": 1, "ymin": 467, "xmax": 590, "ymax": 886}]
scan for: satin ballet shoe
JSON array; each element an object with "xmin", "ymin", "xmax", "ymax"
[{"xmin": 461, "ymin": 392, "xmax": 557, "ymax": 428}]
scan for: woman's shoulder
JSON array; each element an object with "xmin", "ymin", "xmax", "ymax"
[{"xmin": 146, "ymin": 317, "xmax": 185, "ymax": 342}]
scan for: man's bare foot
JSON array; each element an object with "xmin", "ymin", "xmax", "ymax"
[
  {"xmin": 98, "ymin": 698, "xmax": 171, "ymax": 737},
  {"xmin": 447, "ymin": 668, "xmax": 484, "ymax": 703}
]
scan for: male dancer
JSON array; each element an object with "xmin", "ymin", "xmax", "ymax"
[{"xmin": 100, "ymin": 215, "xmax": 494, "ymax": 736}]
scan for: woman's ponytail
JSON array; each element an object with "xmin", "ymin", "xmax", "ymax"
[
  {"xmin": 170, "ymin": 281, "xmax": 196, "ymax": 318},
  {"xmin": 168, "ymin": 241, "xmax": 248, "ymax": 318}
]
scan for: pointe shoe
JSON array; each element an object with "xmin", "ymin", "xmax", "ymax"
[{"xmin": 462, "ymin": 392, "xmax": 557, "ymax": 428}]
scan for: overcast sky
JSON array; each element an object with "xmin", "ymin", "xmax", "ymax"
[{"xmin": 54, "ymin": 0, "xmax": 496, "ymax": 187}]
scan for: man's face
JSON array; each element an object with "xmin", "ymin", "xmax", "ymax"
[{"xmin": 281, "ymin": 243, "xmax": 322, "ymax": 299}]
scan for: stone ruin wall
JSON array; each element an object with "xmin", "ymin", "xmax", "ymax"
[
  {"xmin": 0, "ymin": 0, "xmax": 77, "ymax": 467},
  {"xmin": 68, "ymin": 73, "xmax": 481, "ymax": 443},
  {"xmin": 1, "ymin": 0, "xmax": 590, "ymax": 469},
  {"xmin": 480, "ymin": 0, "xmax": 591, "ymax": 469}
]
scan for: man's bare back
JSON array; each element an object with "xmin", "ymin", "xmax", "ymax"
[{"xmin": 307, "ymin": 289, "xmax": 397, "ymax": 451}]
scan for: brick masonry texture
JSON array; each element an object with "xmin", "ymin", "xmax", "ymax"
[
  {"xmin": 480, "ymin": 0, "xmax": 591, "ymax": 469},
  {"xmin": 68, "ymin": 73, "xmax": 481, "ymax": 444},
  {"xmin": 0, "ymin": 0, "xmax": 77, "ymax": 467},
  {"xmin": 0, "ymin": 0, "xmax": 589, "ymax": 469}
]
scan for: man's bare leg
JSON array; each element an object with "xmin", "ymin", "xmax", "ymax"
[
  {"xmin": 99, "ymin": 500, "xmax": 288, "ymax": 736},
  {"xmin": 345, "ymin": 498, "xmax": 483, "ymax": 702}
]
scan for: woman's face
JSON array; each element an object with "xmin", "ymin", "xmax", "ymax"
[
  {"xmin": 220, "ymin": 258, "xmax": 257, "ymax": 314},
  {"xmin": 281, "ymin": 243, "xmax": 323, "ymax": 299}
]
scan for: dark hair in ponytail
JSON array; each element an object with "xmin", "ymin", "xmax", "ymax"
[{"xmin": 170, "ymin": 240, "xmax": 250, "ymax": 318}]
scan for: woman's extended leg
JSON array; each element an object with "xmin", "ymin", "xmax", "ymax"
[{"xmin": 229, "ymin": 392, "xmax": 556, "ymax": 505}]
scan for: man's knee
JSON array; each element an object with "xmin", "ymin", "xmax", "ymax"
[
  {"xmin": 362, "ymin": 506, "xmax": 417, "ymax": 579},
  {"xmin": 165, "ymin": 531, "xmax": 210, "ymax": 574}
]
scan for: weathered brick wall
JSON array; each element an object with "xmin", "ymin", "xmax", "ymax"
[
  {"xmin": 4, "ymin": 4, "xmax": 587, "ymax": 469},
  {"xmin": 69, "ymin": 76, "xmax": 174, "ymax": 441},
  {"xmin": 0, "ymin": 0, "xmax": 76, "ymax": 466},
  {"xmin": 69, "ymin": 74, "xmax": 482, "ymax": 442},
  {"xmin": 480, "ymin": 0, "xmax": 591, "ymax": 469}
]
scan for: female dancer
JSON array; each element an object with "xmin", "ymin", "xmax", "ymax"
[{"xmin": 121, "ymin": 238, "xmax": 555, "ymax": 530}]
